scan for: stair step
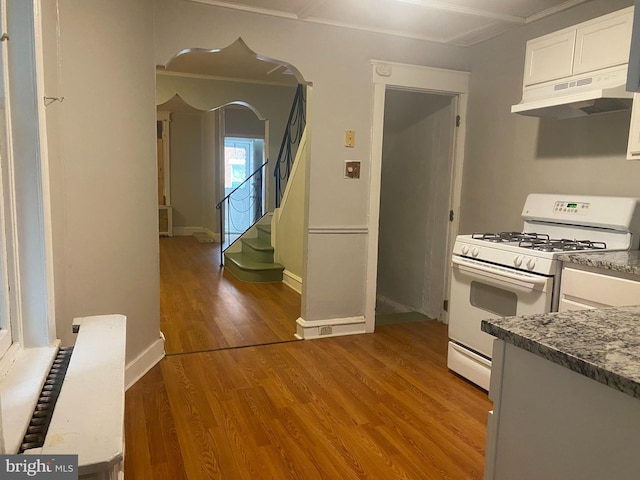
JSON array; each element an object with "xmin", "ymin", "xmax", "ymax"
[
  {"xmin": 257, "ymin": 224, "xmax": 272, "ymax": 242},
  {"xmin": 242, "ymin": 237, "xmax": 273, "ymax": 252},
  {"xmin": 241, "ymin": 237, "xmax": 274, "ymax": 263},
  {"xmin": 224, "ymin": 252, "xmax": 284, "ymax": 283}
]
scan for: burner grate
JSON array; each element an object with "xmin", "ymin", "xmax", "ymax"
[
  {"xmin": 472, "ymin": 232, "xmax": 550, "ymax": 243},
  {"xmin": 518, "ymin": 238, "xmax": 607, "ymax": 252}
]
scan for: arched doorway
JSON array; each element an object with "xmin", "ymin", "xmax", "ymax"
[{"xmin": 155, "ymin": 39, "xmax": 309, "ymax": 354}]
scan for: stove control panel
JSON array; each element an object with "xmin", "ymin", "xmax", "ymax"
[{"xmin": 553, "ymin": 201, "xmax": 590, "ymax": 215}]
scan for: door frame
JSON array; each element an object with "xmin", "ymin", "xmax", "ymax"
[{"xmin": 365, "ymin": 61, "xmax": 470, "ymax": 332}]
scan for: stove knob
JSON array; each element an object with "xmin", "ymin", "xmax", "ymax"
[
  {"xmin": 526, "ymin": 258, "xmax": 536, "ymax": 270},
  {"xmin": 471, "ymin": 247, "xmax": 479, "ymax": 257},
  {"xmin": 514, "ymin": 255, "xmax": 523, "ymax": 267},
  {"xmin": 461, "ymin": 245, "xmax": 469, "ymax": 255}
]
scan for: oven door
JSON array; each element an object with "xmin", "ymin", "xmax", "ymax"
[{"xmin": 449, "ymin": 255, "xmax": 553, "ymax": 358}]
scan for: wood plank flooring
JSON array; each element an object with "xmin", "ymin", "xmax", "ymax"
[
  {"xmin": 159, "ymin": 236, "xmax": 301, "ymax": 354},
  {"xmin": 125, "ymin": 320, "xmax": 492, "ymax": 479},
  {"xmin": 125, "ymin": 235, "xmax": 491, "ymax": 478}
]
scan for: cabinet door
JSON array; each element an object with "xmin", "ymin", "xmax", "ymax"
[
  {"xmin": 628, "ymin": 94, "xmax": 640, "ymax": 160},
  {"xmin": 523, "ymin": 30, "xmax": 576, "ymax": 86},
  {"xmin": 573, "ymin": 9, "xmax": 633, "ymax": 75},
  {"xmin": 561, "ymin": 267, "xmax": 640, "ymax": 307}
]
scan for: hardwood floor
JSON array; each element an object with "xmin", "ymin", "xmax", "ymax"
[
  {"xmin": 159, "ymin": 236, "xmax": 301, "ymax": 354},
  {"xmin": 125, "ymin": 235, "xmax": 491, "ymax": 478},
  {"xmin": 125, "ymin": 321, "xmax": 492, "ymax": 479}
]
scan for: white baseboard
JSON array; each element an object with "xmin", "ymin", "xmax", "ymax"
[
  {"xmin": 125, "ymin": 332, "xmax": 165, "ymax": 390},
  {"xmin": 295, "ymin": 316, "xmax": 366, "ymax": 340},
  {"xmin": 283, "ymin": 270, "xmax": 302, "ymax": 294},
  {"xmin": 173, "ymin": 226, "xmax": 221, "ymax": 241},
  {"xmin": 204, "ymin": 227, "xmax": 221, "ymax": 242},
  {"xmin": 173, "ymin": 226, "xmax": 201, "ymax": 236}
]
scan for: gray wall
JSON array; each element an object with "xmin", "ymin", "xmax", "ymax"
[
  {"xmin": 170, "ymin": 110, "xmax": 205, "ymax": 230},
  {"xmin": 225, "ymin": 107, "xmax": 265, "ymax": 138},
  {"xmin": 43, "ymin": 0, "xmax": 159, "ymax": 360},
  {"xmin": 154, "ymin": 0, "xmax": 469, "ymax": 323},
  {"xmin": 461, "ymin": 0, "xmax": 638, "ymax": 235},
  {"xmin": 157, "ymin": 74, "xmax": 297, "ymax": 212},
  {"xmin": 160, "ymin": 103, "xmax": 271, "ymax": 233}
]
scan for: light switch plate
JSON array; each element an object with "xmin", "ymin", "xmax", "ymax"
[{"xmin": 345, "ymin": 130, "xmax": 355, "ymax": 148}]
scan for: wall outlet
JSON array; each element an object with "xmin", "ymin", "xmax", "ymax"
[
  {"xmin": 319, "ymin": 325, "xmax": 333, "ymax": 336},
  {"xmin": 345, "ymin": 161, "xmax": 360, "ymax": 179}
]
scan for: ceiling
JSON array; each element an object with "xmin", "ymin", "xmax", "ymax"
[
  {"xmin": 157, "ymin": 39, "xmax": 301, "ymax": 86},
  {"xmin": 186, "ymin": 0, "xmax": 593, "ymax": 46},
  {"xmin": 159, "ymin": 0, "xmax": 594, "ymax": 89}
]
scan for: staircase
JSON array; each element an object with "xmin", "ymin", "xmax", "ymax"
[
  {"xmin": 218, "ymin": 84, "xmax": 306, "ymax": 284},
  {"xmin": 224, "ymin": 221, "xmax": 285, "ymax": 282}
]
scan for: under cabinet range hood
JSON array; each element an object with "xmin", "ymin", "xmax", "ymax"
[
  {"xmin": 511, "ymin": 7, "xmax": 634, "ymax": 120},
  {"xmin": 511, "ymin": 64, "xmax": 634, "ymax": 119}
]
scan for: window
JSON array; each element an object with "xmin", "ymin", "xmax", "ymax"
[
  {"xmin": 224, "ymin": 138, "xmax": 252, "ymax": 190},
  {"xmin": 0, "ymin": 0, "xmax": 61, "ymax": 456},
  {"xmin": 223, "ymin": 137, "xmax": 265, "ymax": 236},
  {"xmin": 0, "ymin": 0, "xmax": 55, "ymax": 357}
]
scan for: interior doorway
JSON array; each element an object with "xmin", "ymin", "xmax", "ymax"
[
  {"xmin": 375, "ymin": 90, "xmax": 455, "ymax": 325},
  {"xmin": 365, "ymin": 62, "xmax": 470, "ymax": 333}
]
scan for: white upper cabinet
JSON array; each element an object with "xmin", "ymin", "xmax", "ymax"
[
  {"xmin": 523, "ymin": 30, "xmax": 576, "ymax": 86},
  {"xmin": 573, "ymin": 9, "xmax": 634, "ymax": 75},
  {"xmin": 522, "ymin": 7, "xmax": 633, "ymax": 87}
]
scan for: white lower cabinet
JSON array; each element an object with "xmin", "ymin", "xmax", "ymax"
[
  {"xmin": 484, "ymin": 340, "xmax": 640, "ymax": 480},
  {"xmin": 559, "ymin": 264, "xmax": 640, "ymax": 311}
]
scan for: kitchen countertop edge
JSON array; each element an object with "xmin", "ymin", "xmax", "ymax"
[
  {"xmin": 558, "ymin": 250, "xmax": 640, "ymax": 275},
  {"xmin": 481, "ymin": 309, "xmax": 640, "ymax": 400}
]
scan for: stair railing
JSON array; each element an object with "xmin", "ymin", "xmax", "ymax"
[
  {"xmin": 216, "ymin": 161, "xmax": 267, "ymax": 265},
  {"xmin": 274, "ymin": 84, "xmax": 306, "ymax": 208}
]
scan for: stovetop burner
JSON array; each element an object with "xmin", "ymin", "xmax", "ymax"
[
  {"xmin": 471, "ymin": 231, "xmax": 607, "ymax": 252},
  {"xmin": 519, "ymin": 238, "xmax": 607, "ymax": 252}
]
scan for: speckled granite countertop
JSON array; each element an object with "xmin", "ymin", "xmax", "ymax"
[
  {"xmin": 481, "ymin": 306, "xmax": 640, "ymax": 400},
  {"xmin": 558, "ymin": 250, "xmax": 640, "ymax": 276}
]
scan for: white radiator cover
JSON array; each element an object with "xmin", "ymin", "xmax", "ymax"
[{"xmin": 26, "ymin": 314, "xmax": 127, "ymax": 479}]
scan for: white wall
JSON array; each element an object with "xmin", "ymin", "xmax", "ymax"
[
  {"xmin": 377, "ymin": 91, "xmax": 453, "ymax": 318},
  {"xmin": 43, "ymin": 0, "xmax": 160, "ymax": 362},
  {"xmin": 461, "ymin": 0, "xmax": 637, "ymax": 234},
  {"xmin": 154, "ymin": 0, "xmax": 469, "ymax": 323}
]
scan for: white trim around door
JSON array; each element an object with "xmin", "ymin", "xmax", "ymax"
[{"xmin": 365, "ymin": 61, "xmax": 470, "ymax": 333}]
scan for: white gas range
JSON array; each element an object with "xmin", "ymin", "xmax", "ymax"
[{"xmin": 447, "ymin": 194, "xmax": 640, "ymax": 390}]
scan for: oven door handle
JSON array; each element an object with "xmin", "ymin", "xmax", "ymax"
[{"xmin": 452, "ymin": 256, "xmax": 549, "ymax": 289}]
